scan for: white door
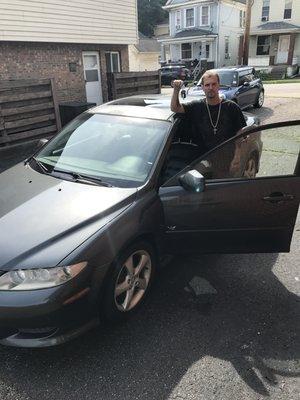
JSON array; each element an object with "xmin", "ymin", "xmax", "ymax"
[
  {"xmin": 276, "ymin": 35, "xmax": 290, "ymax": 64},
  {"xmin": 82, "ymin": 52, "xmax": 103, "ymax": 105}
]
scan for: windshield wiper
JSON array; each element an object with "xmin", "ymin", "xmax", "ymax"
[
  {"xmin": 52, "ymin": 169, "xmax": 114, "ymax": 187},
  {"xmin": 25, "ymin": 157, "xmax": 52, "ymax": 173}
]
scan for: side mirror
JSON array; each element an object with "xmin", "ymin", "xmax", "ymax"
[
  {"xmin": 243, "ymin": 81, "xmax": 250, "ymax": 87},
  {"xmin": 181, "ymin": 89, "xmax": 186, "ymax": 99},
  {"xmin": 37, "ymin": 138, "xmax": 49, "ymax": 148},
  {"xmin": 178, "ymin": 169, "xmax": 205, "ymax": 192}
]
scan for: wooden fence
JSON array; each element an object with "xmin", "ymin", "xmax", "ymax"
[
  {"xmin": 0, "ymin": 79, "xmax": 61, "ymax": 146},
  {"xmin": 107, "ymin": 71, "xmax": 161, "ymax": 101}
]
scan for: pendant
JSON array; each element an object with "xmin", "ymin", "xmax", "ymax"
[{"xmin": 213, "ymin": 128, "xmax": 217, "ymax": 135}]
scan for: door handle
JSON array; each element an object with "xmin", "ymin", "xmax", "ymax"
[{"xmin": 263, "ymin": 192, "xmax": 294, "ymax": 203}]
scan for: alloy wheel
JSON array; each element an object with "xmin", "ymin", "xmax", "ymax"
[
  {"xmin": 114, "ymin": 250, "xmax": 152, "ymax": 312},
  {"xmin": 258, "ymin": 91, "xmax": 264, "ymax": 107}
]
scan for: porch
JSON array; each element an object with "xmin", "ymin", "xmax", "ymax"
[
  {"xmin": 158, "ymin": 29, "xmax": 217, "ymax": 67},
  {"xmin": 248, "ymin": 22, "xmax": 300, "ymax": 73}
]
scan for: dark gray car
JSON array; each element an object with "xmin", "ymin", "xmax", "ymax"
[{"xmin": 0, "ymin": 95, "xmax": 299, "ymax": 348}]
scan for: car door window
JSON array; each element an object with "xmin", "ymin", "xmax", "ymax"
[
  {"xmin": 162, "ymin": 122, "xmax": 300, "ymax": 186},
  {"xmin": 195, "ymin": 123, "xmax": 300, "ymax": 180},
  {"xmin": 239, "ymin": 73, "xmax": 252, "ymax": 86}
]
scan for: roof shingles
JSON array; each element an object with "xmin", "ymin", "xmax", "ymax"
[
  {"xmin": 256, "ymin": 21, "xmax": 300, "ymax": 30},
  {"xmin": 174, "ymin": 28, "xmax": 215, "ymax": 38}
]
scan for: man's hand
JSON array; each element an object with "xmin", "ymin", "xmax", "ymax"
[
  {"xmin": 170, "ymin": 80, "xmax": 185, "ymax": 113},
  {"xmin": 172, "ymin": 80, "xmax": 184, "ymax": 91}
]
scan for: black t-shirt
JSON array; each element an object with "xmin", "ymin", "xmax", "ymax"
[{"xmin": 182, "ymin": 99, "xmax": 246, "ymax": 152}]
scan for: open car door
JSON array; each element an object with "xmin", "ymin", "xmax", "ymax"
[{"xmin": 159, "ymin": 121, "xmax": 300, "ymax": 254}]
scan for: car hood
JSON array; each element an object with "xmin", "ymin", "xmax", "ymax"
[{"xmin": 0, "ymin": 164, "xmax": 137, "ymax": 270}]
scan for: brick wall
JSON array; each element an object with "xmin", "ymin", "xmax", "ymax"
[{"xmin": 0, "ymin": 42, "xmax": 129, "ymax": 103}]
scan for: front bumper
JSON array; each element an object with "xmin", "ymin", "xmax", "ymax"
[{"xmin": 0, "ymin": 264, "xmax": 110, "ymax": 347}]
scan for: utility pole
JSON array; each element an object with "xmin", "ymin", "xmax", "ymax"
[{"xmin": 242, "ymin": 0, "xmax": 254, "ymax": 65}]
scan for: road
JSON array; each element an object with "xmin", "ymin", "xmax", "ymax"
[
  {"xmin": 264, "ymin": 82, "xmax": 300, "ymax": 99},
  {"xmin": 0, "ymin": 87, "xmax": 299, "ymax": 400}
]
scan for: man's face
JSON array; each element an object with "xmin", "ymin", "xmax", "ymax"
[{"xmin": 201, "ymin": 75, "xmax": 220, "ymax": 99}]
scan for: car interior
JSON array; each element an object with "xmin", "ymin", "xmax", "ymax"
[{"xmin": 160, "ymin": 115, "xmax": 204, "ymax": 184}]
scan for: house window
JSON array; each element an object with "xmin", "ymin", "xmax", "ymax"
[
  {"xmin": 185, "ymin": 8, "xmax": 195, "ymax": 28},
  {"xmin": 200, "ymin": 6, "xmax": 210, "ymax": 26},
  {"xmin": 105, "ymin": 52, "xmax": 120, "ymax": 72},
  {"xmin": 261, "ymin": 0, "xmax": 270, "ymax": 21},
  {"xmin": 225, "ymin": 37, "xmax": 230, "ymax": 59},
  {"xmin": 284, "ymin": 0, "xmax": 292, "ymax": 19},
  {"xmin": 256, "ymin": 35, "xmax": 271, "ymax": 55},
  {"xmin": 175, "ymin": 10, "xmax": 181, "ymax": 30},
  {"xmin": 182, "ymin": 43, "xmax": 192, "ymax": 59},
  {"xmin": 239, "ymin": 10, "xmax": 246, "ymax": 28}
]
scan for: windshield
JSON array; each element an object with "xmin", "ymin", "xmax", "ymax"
[
  {"xmin": 35, "ymin": 113, "xmax": 170, "ymax": 187},
  {"xmin": 217, "ymin": 71, "xmax": 237, "ymax": 86}
]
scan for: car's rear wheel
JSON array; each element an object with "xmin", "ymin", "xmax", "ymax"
[
  {"xmin": 243, "ymin": 155, "xmax": 257, "ymax": 178},
  {"xmin": 254, "ymin": 90, "xmax": 264, "ymax": 108},
  {"xmin": 102, "ymin": 241, "xmax": 156, "ymax": 322}
]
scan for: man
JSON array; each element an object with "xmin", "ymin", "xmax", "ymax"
[{"xmin": 171, "ymin": 70, "xmax": 246, "ymax": 154}]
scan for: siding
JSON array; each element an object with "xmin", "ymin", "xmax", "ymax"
[
  {"xmin": 169, "ymin": 2, "xmax": 216, "ymax": 37},
  {"xmin": 0, "ymin": 0, "xmax": 138, "ymax": 45},
  {"xmin": 128, "ymin": 46, "xmax": 160, "ymax": 71},
  {"xmin": 251, "ymin": 0, "xmax": 300, "ymax": 28},
  {"xmin": 218, "ymin": 2, "xmax": 243, "ymax": 66}
]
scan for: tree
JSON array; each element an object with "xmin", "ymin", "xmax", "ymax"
[{"xmin": 137, "ymin": 0, "xmax": 168, "ymax": 37}]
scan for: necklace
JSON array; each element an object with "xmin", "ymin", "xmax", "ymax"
[{"xmin": 205, "ymin": 100, "xmax": 222, "ymax": 135}]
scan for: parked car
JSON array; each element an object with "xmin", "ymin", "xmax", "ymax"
[
  {"xmin": 0, "ymin": 95, "xmax": 299, "ymax": 348},
  {"xmin": 183, "ymin": 66, "xmax": 265, "ymax": 109},
  {"xmin": 160, "ymin": 65, "xmax": 191, "ymax": 86}
]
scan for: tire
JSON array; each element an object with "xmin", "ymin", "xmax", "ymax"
[
  {"xmin": 243, "ymin": 155, "xmax": 258, "ymax": 179},
  {"xmin": 102, "ymin": 241, "xmax": 156, "ymax": 323},
  {"xmin": 254, "ymin": 90, "xmax": 264, "ymax": 108}
]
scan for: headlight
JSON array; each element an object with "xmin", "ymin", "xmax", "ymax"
[
  {"xmin": 219, "ymin": 93, "xmax": 226, "ymax": 100},
  {"xmin": 0, "ymin": 262, "xmax": 87, "ymax": 291}
]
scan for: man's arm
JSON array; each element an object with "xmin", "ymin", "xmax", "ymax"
[
  {"xmin": 170, "ymin": 80, "xmax": 185, "ymax": 114},
  {"xmin": 232, "ymin": 102, "xmax": 247, "ymax": 134}
]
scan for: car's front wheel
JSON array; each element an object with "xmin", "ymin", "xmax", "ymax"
[
  {"xmin": 102, "ymin": 241, "xmax": 156, "ymax": 322},
  {"xmin": 254, "ymin": 90, "xmax": 264, "ymax": 108}
]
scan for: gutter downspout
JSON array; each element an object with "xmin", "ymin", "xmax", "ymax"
[{"xmin": 216, "ymin": 0, "xmax": 220, "ymax": 67}]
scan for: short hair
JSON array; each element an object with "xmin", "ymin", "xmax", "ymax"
[{"xmin": 200, "ymin": 70, "xmax": 220, "ymax": 85}]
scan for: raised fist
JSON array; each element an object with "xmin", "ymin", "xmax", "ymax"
[{"xmin": 172, "ymin": 80, "xmax": 184, "ymax": 90}]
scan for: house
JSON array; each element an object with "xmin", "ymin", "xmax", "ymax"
[
  {"xmin": 0, "ymin": 0, "xmax": 138, "ymax": 105},
  {"xmin": 153, "ymin": 18, "xmax": 171, "ymax": 63},
  {"xmin": 159, "ymin": 0, "xmax": 246, "ymax": 68},
  {"xmin": 248, "ymin": 0, "xmax": 300, "ymax": 73},
  {"xmin": 154, "ymin": 18, "xmax": 170, "ymax": 37},
  {"xmin": 129, "ymin": 33, "xmax": 161, "ymax": 71}
]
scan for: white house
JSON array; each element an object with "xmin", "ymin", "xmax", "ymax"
[
  {"xmin": 159, "ymin": 0, "xmax": 246, "ymax": 68},
  {"xmin": 248, "ymin": 0, "xmax": 300, "ymax": 71}
]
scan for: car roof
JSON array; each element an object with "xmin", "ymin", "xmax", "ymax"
[
  {"xmin": 88, "ymin": 94, "xmax": 255, "ymax": 124},
  {"xmin": 161, "ymin": 65, "xmax": 185, "ymax": 69},
  {"xmin": 216, "ymin": 66, "xmax": 254, "ymax": 73},
  {"xmin": 88, "ymin": 95, "xmax": 176, "ymax": 121}
]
